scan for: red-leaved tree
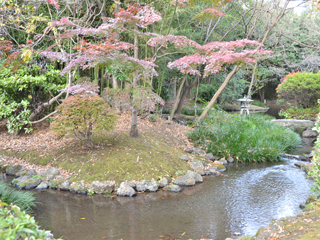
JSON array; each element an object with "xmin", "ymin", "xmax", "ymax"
[{"xmin": 41, "ymin": 3, "xmax": 164, "ymax": 137}]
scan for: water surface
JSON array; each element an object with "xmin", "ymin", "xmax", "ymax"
[{"xmin": 32, "ymin": 155, "xmax": 312, "ymax": 240}]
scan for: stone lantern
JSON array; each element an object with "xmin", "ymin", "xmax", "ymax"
[{"xmin": 236, "ymin": 96, "xmax": 253, "ymax": 115}]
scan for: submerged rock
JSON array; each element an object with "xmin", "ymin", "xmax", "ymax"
[
  {"xmin": 164, "ymin": 184, "xmax": 182, "ymax": 192},
  {"xmin": 117, "ymin": 182, "xmax": 136, "ymax": 197},
  {"xmin": 91, "ymin": 181, "xmax": 115, "ymax": 194}
]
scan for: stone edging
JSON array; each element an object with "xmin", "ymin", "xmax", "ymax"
[{"xmin": 0, "ymin": 147, "xmax": 232, "ymax": 197}]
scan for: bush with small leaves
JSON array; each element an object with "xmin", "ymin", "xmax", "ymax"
[
  {"xmin": 276, "ymin": 71, "xmax": 320, "ymax": 108},
  {"xmin": 0, "ymin": 202, "xmax": 59, "ymax": 240},
  {"xmin": 51, "ymin": 94, "xmax": 118, "ymax": 147}
]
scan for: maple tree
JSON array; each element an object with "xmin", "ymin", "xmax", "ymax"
[{"xmin": 40, "ymin": 3, "xmax": 164, "ymax": 137}]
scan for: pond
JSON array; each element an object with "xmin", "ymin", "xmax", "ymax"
[{"xmin": 28, "ymin": 143, "xmax": 313, "ymax": 240}]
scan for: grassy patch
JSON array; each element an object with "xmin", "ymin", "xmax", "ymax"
[
  {"xmin": 2, "ymin": 131, "xmax": 190, "ymax": 184},
  {"xmin": 188, "ymin": 110, "xmax": 301, "ymax": 163}
]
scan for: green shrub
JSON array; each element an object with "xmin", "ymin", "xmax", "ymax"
[
  {"xmin": 0, "ymin": 182, "xmax": 36, "ymax": 212},
  {"xmin": 0, "ymin": 203, "xmax": 56, "ymax": 240},
  {"xmin": 0, "ymin": 64, "xmax": 66, "ymax": 134},
  {"xmin": 188, "ymin": 110, "xmax": 301, "ymax": 163},
  {"xmin": 276, "ymin": 71, "xmax": 320, "ymax": 108},
  {"xmin": 51, "ymin": 94, "xmax": 118, "ymax": 147},
  {"xmin": 279, "ymin": 106, "xmax": 318, "ymax": 119}
]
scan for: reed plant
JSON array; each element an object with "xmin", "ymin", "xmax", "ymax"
[
  {"xmin": 188, "ymin": 110, "xmax": 301, "ymax": 163},
  {"xmin": 0, "ymin": 182, "xmax": 36, "ymax": 212}
]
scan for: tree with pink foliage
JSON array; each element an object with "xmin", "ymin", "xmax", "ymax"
[{"xmin": 41, "ymin": 3, "xmax": 164, "ymax": 137}]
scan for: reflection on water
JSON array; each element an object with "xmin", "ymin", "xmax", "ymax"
[{"xmin": 32, "ymin": 156, "xmax": 312, "ymax": 240}]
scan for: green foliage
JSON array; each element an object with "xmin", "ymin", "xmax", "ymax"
[
  {"xmin": 308, "ymin": 101, "xmax": 320, "ymax": 195},
  {"xmin": 0, "ymin": 63, "xmax": 66, "ymax": 134},
  {"xmin": 0, "ymin": 182, "xmax": 36, "ymax": 212},
  {"xmin": 0, "ymin": 203, "xmax": 57, "ymax": 240},
  {"xmin": 251, "ymin": 100, "xmax": 267, "ymax": 108},
  {"xmin": 276, "ymin": 71, "xmax": 320, "ymax": 108},
  {"xmin": 51, "ymin": 95, "xmax": 118, "ymax": 147},
  {"xmin": 188, "ymin": 110, "xmax": 301, "ymax": 163},
  {"xmin": 196, "ymin": 71, "xmax": 246, "ymax": 103},
  {"xmin": 279, "ymin": 106, "xmax": 318, "ymax": 120}
]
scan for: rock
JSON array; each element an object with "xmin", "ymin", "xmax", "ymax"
[
  {"xmin": 205, "ymin": 153, "xmax": 217, "ymax": 161},
  {"xmin": 48, "ymin": 179, "xmax": 65, "ymax": 189},
  {"xmin": 36, "ymin": 182, "xmax": 48, "ymax": 190},
  {"xmin": 135, "ymin": 180, "xmax": 159, "ymax": 192},
  {"xmin": 299, "ymin": 203, "xmax": 305, "ymax": 209},
  {"xmin": 294, "ymin": 162, "xmax": 305, "ymax": 168},
  {"xmin": 0, "ymin": 160, "xmax": 7, "ymax": 171},
  {"xmin": 26, "ymin": 169, "xmax": 37, "ymax": 177},
  {"xmin": 0, "ymin": 173, "xmax": 6, "ymax": 181},
  {"xmin": 159, "ymin": 177, "xmax": 169, "ymax": 188},
  {"xmin": 195, "ymin": 148, "xmax": 206, "ymax": 155},
  {"xmin": 227, "ymin": 156, "xmax": 234, "ymax": 163},
  {"xmin": 16, "ymin": 177, "xmax": 41, "ymax": 190},
  {"xmin": 271, "ymin": 119, "xmax": 314, "ymax": 134},
  {"xmin": 205, "ymin": 167, "xmax": 217, "ymax": 175},
  {"xmin": 187, "ymin": 170, "xmax": 203, "ymax": 183},
  {"xmin": 164, "ymin": 184, "xmax": 182, "ymax": 192},
  {"xmin": 117, "ymin": 182, "xmax": 136, "ymax": 197},
  {"xmin": 212, "ymin": 163, "xmax": 226, "ymax": 171},
  {"xmin": 91, "ymin": 181, "xmax": 115, "ymax": 194},
  {"xmin": 69, "ymin": 182, "xmax": 88, "ymax": 194},
  {"xmin": 42, "ymin": 174, "xmax": 55, "ymax": 181},
  {"xmin": 185, "ymin": 148, "xmax": 194, "ymax": 154},
  {"xmin": 60, "ymin": 180, "xmax": 72, "ymax": 191},
  {"xmin": 173, "ymin": 174, "xmax": 196, "ymax": 186},
  {"xmin": 39, "ymin": 168, "xmax": 60, "ymax": 177},
  {"xmin": 38, "ymin": 230, "xmax": 54, "ymax": 239},
  {"xmin": 6, "ymin": 165, "xmax": 22, "ymax": 176},
  {"xmin": 302, "ymin": 128, "xmax": 318, "ymax": 138},
  {"xmin": 190, "ymin": 160, "xmax": 205, "ymax": 175},
  {"xmin": 219, "ymin": 158, "xmax": 228, "ymax": 165},
  {"xmin": 179, "ymin": 155, "xmax": 190, "ymax": 161},
  {"xmin": 128, "ymin": 181, "xmax": 136, "ymax": 188}
]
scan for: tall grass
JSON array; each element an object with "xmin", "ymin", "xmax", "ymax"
[
  {"xmin": 188, "ymin": 110, "xmax": 301, "ymax": 163},
  {"xmin": 0, "ymin": 182, "xmax": 36, "ymax": 212}
]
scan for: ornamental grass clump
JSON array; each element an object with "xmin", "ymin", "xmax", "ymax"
[
  {"xmin": 51, "ymin": 84, "xmax": 118, "ymax": 147},
  {"xmin": 188, "ymin": 110, "xmax": 301, "ymax": 163},
  {"xmin": 0, "ymin": 182, "xmax": 36, "ymax": 212}
]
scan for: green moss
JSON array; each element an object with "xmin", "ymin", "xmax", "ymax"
[{"xmin": 2, "ymin": 131, "xmax": 190, "ymax": 184}]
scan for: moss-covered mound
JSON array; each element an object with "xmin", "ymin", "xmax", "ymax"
[{"xmin": 1, "ymin": 131, "xmax": 190, "ymax": 184}]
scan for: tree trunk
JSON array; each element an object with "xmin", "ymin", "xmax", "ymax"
[
  {"xmin": 130, "ymin": 19, "xmax": 139, "ymax": 137},
  {"xmin": 198, "ymin": 66, "xmax": 240, "ymax": 121},
  {"xmin": 112, "ymin": 75, "xmax": 118, "ymax": 89},
  {"xmin": 130, "ymin": 108, "xmax": 139, "ymax": 137},
  {"xmin": 175, "ymin": 75, "xmax": 199, "ymax": 114},
  {"xmin": 169, "ymin": 76, "xmax": 186, "ymax": 121}
]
